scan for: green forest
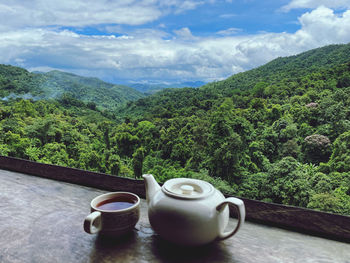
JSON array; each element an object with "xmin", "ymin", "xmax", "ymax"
[{"xmin": 1, "ymin": 43, "xmax": 350, "ymax": 215}]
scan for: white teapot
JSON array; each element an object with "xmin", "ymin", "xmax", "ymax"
[{"xmin": 143, "ymin": 174, "xmax": 245, "ymax": 246}]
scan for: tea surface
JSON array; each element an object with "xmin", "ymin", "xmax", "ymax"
[{"xmin": 97, "ymin": 198, "xmax": 135, "ymax": 211}]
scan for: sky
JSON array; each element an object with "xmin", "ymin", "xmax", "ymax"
[{"xmin": 0, "ymin": 0, "xmax": 350, "ymax": 85}]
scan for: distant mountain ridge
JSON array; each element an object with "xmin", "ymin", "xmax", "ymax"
[
  {"xmin": 33, "ymin": 70, "xmax": 145, "ymax": 110},
  {"xmin": 130, "ymin": 81, "xmax": 206, "ymax": 94},
  {"xmin": 0, "ymin": 66, "xmax": 145, "ymax": 110}
]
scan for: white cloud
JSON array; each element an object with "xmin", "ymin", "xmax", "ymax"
[
  {"xmin": 173, "ymin": 27, "xmax": 196, "ymax": 40},
  {"xmin": 217, "ymin": 27, "xmax": 242, "ymax": 35},
  {"xmin": 0, "ymin": 5, "xmax": 350, "ymax": 84},
  {"xmin": 295, "ymin": 6, "xmax": 350, "ymax": 44},
  {"xmin": 172, "ymin": 1, "xmax": 205, "ymax": 14},
  {"xmin": 282, "ymin": 0, "xmax": 350, "ymax": 11},
  {"xmin": 0, "ymin": 0, "xmax": 212, "ymax": 30},
  {"xmin": 0, "ymin": 1, "xmax": 162, "ymax": 29}
]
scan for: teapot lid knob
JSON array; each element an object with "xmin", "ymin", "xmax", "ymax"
[{"xmin": 180, "ymin": 185, "xmax": 194, "ymax": 195}]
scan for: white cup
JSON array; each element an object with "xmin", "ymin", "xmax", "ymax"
[{"xmin": 84, "ymin": 192, "xmax": 140, "ymax": 237}]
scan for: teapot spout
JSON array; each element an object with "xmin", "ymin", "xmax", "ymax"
[{"xmin": 142, "ymin": 174, "xmax": 161, "ymax": 205}]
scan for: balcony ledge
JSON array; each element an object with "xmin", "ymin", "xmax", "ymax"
[{"xmin": 0, "ymin": 156, "xmax": 349, "ymax": 262}]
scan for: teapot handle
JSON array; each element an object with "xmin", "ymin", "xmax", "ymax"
[{"xmin": 216, "ymin": 197, "xmax": 245, "ymax": 240}]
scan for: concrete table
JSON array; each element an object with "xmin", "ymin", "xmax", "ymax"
[{"xmin": 0, "ymin": 169, "xmax": 349, "ymax": 263}]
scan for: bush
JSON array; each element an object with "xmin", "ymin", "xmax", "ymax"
[
  {"xmin": 308, "ymin": 186, "xmax": 350, "ymax": 215},
  {"xmin": 303, "ymin": 134, "xmax": 331, "ymax": 164}
]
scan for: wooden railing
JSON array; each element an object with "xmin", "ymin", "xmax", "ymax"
[{"xmin": 0, "ymin": 155, "xmax": 349, "ymax": 243}]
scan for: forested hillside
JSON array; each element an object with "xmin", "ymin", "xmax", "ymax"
[
  {"xmin": 0, "ymin": 65, "xmax": 42, "ymax": 97},
  {"xmin": 205, "ymin": 43, "xmax": 350, "ymax": 96},
  {"xmin": 0, "ymin": 65, "xmax": 145, "ymax": 110},
  {"xmin": 34, "ymin": 70, "xmax": 145, "ymax": 110},
  {"xmin": 116, "ymin": 60, "xmax": 350, "ymax": 215},
  {"xmin": 119, "ymin": 43, "xmax": 350, "ymax": 118},
  {"xmin": 1, "ymin": 43, "xmax": 350, "ymax": 215}
]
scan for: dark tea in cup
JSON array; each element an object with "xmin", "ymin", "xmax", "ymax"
[{"xmin": 96, "ymin": 196, "xmax": 136, "ymax": 211}]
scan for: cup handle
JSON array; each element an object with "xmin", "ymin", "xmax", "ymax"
[
  {"xmin": 216, "ymin": 197, "xmax": 245, "ymax": 240},
  {"xmin": 84, "ymin": 211, "xmax": 102, "ymax": 234}
]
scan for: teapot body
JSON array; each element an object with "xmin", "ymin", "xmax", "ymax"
[
  {"xmin": 143, "ymin": 175, "xmax": 245, "ymax": 246},
  {"xmin": 148, "ymin": 184, "xmax": 229, "ymax": 246}
]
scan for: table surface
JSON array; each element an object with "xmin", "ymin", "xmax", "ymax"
[{"xmin": 0, "ymin": 169, "xmax": 349, "ymax": 263}]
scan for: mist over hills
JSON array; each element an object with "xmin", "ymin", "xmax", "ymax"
[
  {"xmin": 0, "ymin": 66, "xmax": 145, "ymax": 110},
  {"xmin": 33, "ymin": 70, "xmax": 145, "ymax": 110},
  {"xmin": 130, "ymin": 81, "xmax": 206, "ymax": 94},
  {"xmin": 0, "ymin": 66, "xmax": 206, "ymax": 110}
]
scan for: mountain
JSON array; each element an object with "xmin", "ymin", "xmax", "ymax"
[
  {"xmin": 118, "ymin": 43, "xmax": 350, "ymax": 118},
  {"xmin": 33, "ymin": 70, "xmax": 145, "ymax": 110},
  {"xmin": 0, "ymin": 64, "xmax": 41, "ymax": 98},
  {"xmin": 129, "ymin": 83, "xmax": 171, "ymax": 94},
  {"xmin": 130, "ymin": 81, "xmax": 206, "ymax": 94},
  {"xmin": 203, "ymin": 43, "xmax": 350, "ymax": 96},
  {"xmin": 0, "ymin": 66, "xmax": 145, "ymax": 110}
]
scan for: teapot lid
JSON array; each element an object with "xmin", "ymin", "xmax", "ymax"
[{"xmin": 162, "ymin": 178, "xmax": 214, "ymax": 199}]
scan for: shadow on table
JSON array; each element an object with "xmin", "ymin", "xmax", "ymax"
[
  {"xmin": 150, "ymin": 236, "xmax": 235, "ymax": 263},
  {"xmin": 89, "ymin": 230, "xmax": 236, "ymax": 263},
  {"xmin": 89, "ymin": 231, "xmax": 139, "ymax": 262}
]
